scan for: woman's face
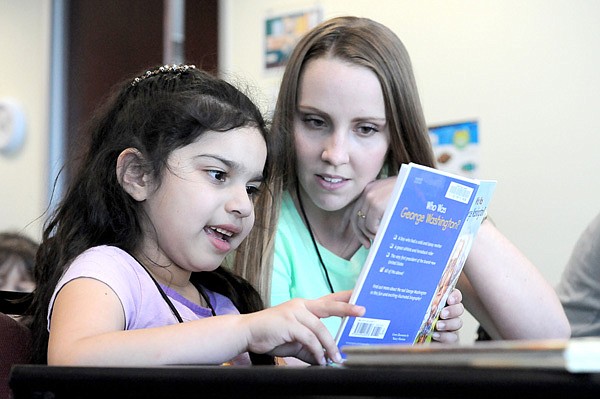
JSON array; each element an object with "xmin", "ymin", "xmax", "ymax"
[{"xmin": 294, "ymin": 57, "xmax": 390, "ymax": 213}]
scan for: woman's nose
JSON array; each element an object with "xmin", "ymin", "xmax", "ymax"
[{"xmin": 321, "ymin": 131, "xmax": 350, "ymax": 165}]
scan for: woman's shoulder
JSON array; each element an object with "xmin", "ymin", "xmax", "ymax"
[
  {"xmin": 277, "ymin": 191, "xmax": 306, "ymax": 236},
  {"xmin": 279, "ymin": 191, "xmax": 296, "ymax": 219}
]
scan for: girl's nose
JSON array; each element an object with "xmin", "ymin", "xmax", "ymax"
[{"xmin": 225, "ymin": 185, "xmax": 253, "ymax": 218}]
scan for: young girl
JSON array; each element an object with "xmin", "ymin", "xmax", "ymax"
[
  {"xmin": 234, "ymin": 16, "xmax": 570, "ymax": 342},
  {"xmin": 28, "ymin": 64, "xmax": 364, "ymax": 366}
]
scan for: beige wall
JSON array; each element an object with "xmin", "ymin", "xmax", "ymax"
[
  {"xmin": 3, "ymin": 0, "xmax": 600, "ymax": 340},
  {"xmin": 221, "ymin": 0, "xmax": 600, "ymax": 340},
  {"xmin": 0, "ymin": 0, "xmax": 52, "ymax": 241}
]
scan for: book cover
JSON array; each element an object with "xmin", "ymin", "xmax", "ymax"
[
  {"xmin": 335, "ymin": 163, "xmax": 496, "ymax": 354},
  {"xmin": 341, "ymin": 337, "xmax": 600, "ymax": 373}
]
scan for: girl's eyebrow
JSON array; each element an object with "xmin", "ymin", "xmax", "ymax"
[{"xmin": 198, "ymin": 154, "xmax": 265, "ymax": 182}]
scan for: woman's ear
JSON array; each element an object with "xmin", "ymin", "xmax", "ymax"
[{"xmin": 116, "ymin": 148, "xmax": 150, "ymax": 202}]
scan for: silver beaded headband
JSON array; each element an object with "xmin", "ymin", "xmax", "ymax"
[{"xmin": 130, "ymin": 64, "xmax": 196, "ymax": 87}]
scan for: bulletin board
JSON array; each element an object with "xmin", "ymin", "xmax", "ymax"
[
  {"xmin": 264, "ymin": 7, "xmax": 322, "ymax": 71},
  {"xmin": 428, "ymin": 120, "xmax": 479, "ymax": 178}
]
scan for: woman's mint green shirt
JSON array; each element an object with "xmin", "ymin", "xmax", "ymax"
[{"xmin": 270, "ymin": 191, "xmax": 369, "ymax": 336}]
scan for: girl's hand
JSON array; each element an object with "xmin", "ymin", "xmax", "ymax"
[
  {"xmin": 433, "ymin": 288, "xmax": 464, "ymax": 343},
  {"xmin": 351, "ymin": 177, "xmax": 397, "ymax": 248},
  {"xmin": 241, "ymin": 290, "xmax": 365, "ymax": 365}
]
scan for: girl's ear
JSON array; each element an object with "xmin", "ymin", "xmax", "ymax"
[{"xmin": 116, "ymin": 148, "xmax": 150, "ymax": 201}]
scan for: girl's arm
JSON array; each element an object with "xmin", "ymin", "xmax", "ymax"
[
  {"xmin": 457, "ymin": 220, "xmax": 570, "ymax": 339},
  {"xmin": 48, "ymin": 278, "xmax": 364, "ymax": 366}
]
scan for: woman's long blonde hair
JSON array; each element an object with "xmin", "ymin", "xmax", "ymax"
[{"xmin": 231, "ymin": 16, "xmax": 435, "ymax": 303}]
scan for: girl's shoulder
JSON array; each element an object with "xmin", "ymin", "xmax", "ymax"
[
  {"xmin": 69, "ymin": 245, "xmax": 142, "ymax": 276},
  {"xmin": 76, "ymin": 244, "xmax": 133, "ymax": 260},
  {"xmin": 58, "ymin": 245, "xmax": 148, "ymax": 304}
]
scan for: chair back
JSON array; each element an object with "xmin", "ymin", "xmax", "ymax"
[
  {"xmin": 0, "ymin": 291, "xmax": 32, "ymax": 399},
  {"xmin": 0, "ymin": 312, "xmax": 31, "ymax": 399}
]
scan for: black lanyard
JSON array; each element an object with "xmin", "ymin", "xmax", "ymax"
[
  {"xmin": 129, "ymin": 252, "xmax": 216, "ymax": 322},
  {"xmin": 295, "ymin": 184, "xmax": 335, "ymax": 293}
]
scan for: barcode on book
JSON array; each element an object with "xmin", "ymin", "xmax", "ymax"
[
  {"xmin": 348, "ymin": 317, "xmax": 390, "ymax": 339},
  {"xmin": 445, "ymin": 182, "xmax": 474, "ymax": 204}
]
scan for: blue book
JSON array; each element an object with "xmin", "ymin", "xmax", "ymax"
[{"xmin": 335, "ymin": 163, "xmax": 496, "ymax": 356}]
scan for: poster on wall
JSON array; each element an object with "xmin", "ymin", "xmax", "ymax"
[
  {"xmin": 264, "ymin": 7, "xmax": 322, "ymax": 71},
  {"xmin": 428, "ymin": 120, "xmax": 479, "ymax": 178}
]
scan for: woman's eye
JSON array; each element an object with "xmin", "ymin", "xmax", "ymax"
[
  {"xmin": 207, "ymin": 170, "xmax": 227, "ymax": 182},
  {"xmin": 302, "ymin": 115, "xmax": 326, "ymax": 129},
  {"xmin": 357, "ymin": 125, "xmax": 378, "ymax": 136}
]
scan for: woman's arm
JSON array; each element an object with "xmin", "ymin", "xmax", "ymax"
[
  {"xmin": 48, "ymin": 278, "xmax": 364, "ymax": 366},
  {"xmin": 457, "ymin": 220, "xmax": 570, "ymax": 339}
]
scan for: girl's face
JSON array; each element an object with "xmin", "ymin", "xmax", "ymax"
[
  {"xmin": 294, "ymin": 57, "xmax": 390, "ymax": 213},
  {"xmin": 139, "ymin": 127, "xmax": 267, "ymax": 272}
]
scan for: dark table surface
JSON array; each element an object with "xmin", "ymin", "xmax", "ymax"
[{"xmin": 9, "ymin": 363, "xmax": 600, "ymax": 398}]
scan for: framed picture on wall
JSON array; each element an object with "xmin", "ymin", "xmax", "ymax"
[
  {"xmin": 264, "ymin": 7, "xmax": 322, "ymax": 71},
  {"xmin": 429, "ymin": 120, "xmax": 480, "ymax": 178}
]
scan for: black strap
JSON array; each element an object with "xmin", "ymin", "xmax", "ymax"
[
  {"xmin": 128, "ymin": 252, "xmax": 216, "ymax": 322},
  {"xmin": 131, "ymin": 253, "xmax": 184, "ymax": 323},
  {"xmin": 295, "ymin": 184, "xmax": 335, "ymax": 293}
]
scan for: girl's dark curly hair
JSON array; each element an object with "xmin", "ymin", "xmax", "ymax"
[{"xmin": 28, "ymin": 65, "xmax": 274, "ymax": 365}]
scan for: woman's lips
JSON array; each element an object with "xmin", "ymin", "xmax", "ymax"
[{"xmin": 316, "ymin": 174, "xmax": 348, "ymax": 190}]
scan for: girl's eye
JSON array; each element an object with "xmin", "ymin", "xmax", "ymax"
[
  {"xmin": 207, "ymin": 170, "xmax": 227, "ymax": 182},
  {"xmin": 246, "ymin": 185, "xmax": 261, "ymax": 200}
]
